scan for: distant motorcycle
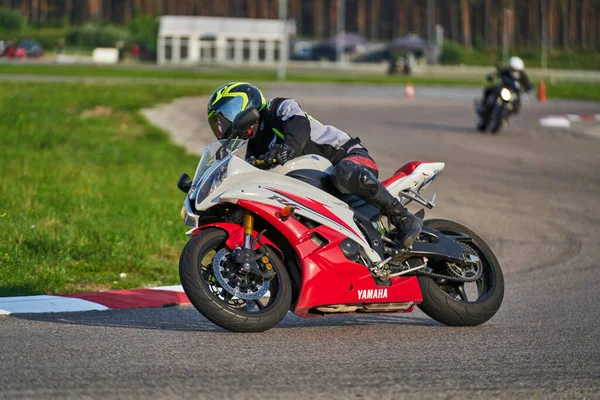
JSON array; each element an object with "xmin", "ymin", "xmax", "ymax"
[{"xmin": 475, "ymin": 66, "xmax": 522, "ymax": 134}]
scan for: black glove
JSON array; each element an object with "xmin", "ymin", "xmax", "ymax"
[{"xmin": 265, "ymin": 144, "xmax": 295, "ymax": 166}]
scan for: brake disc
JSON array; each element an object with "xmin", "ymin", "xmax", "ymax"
[{"xmin": 212, "ymin": 248, "xmax": 270, "ymax": 300}]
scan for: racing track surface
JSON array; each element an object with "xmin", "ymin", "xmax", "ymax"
[{"xmin": 2, "ymin": 84, "xmax": 599, "ymax": 399}]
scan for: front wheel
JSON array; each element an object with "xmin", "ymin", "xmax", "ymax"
[
  {"xmin": 417, "ymin": 219, "xmax": 504, "ymax": 326},
  {"xmin": 489, "ymin": 103, "xmax": 506, "ymax": 133},
  {"xmin": 476, "ymin": 118, "xmax": 488, "ymax": 132},
  {"xmin": 179, "ymin": 228, "xmax": 292, "ymax": 332}
]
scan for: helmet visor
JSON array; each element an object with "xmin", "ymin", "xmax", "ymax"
[{"xmin": 208, "ymin": 96, "xmax": 245, "ymax": 139}]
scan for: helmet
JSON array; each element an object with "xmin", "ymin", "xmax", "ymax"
[
  {"xmin": 509, "ymin": 56, "xmax": 524, "ymax": 72},
  {"xmin": 207, "ymin": 82, "xmax": 266, "ymax": 140}
]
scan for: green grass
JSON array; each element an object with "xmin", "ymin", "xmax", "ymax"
[
  {"xmin": 0, "ymin": 62, "xmax": 487, "ymax": 86},
  {"xmin": 0, "ymin": 82, "xmax": 213, "ymax": 296},
  {"xmin": 543, "ymin": 81, "xmax": 600, "ymax": 101},
  {"xmin": 0, "ymin": 63, "xmax": 598, "ymax": 100}
]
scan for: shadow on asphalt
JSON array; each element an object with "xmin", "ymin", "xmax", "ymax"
[{"xmin": 12, "ymin": 306, "xmax": 442, "ymax": 333}]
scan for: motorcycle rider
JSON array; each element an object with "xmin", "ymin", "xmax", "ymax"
[
  {"xmin": 479, "ymin": 56, "xmax": 533, "ymax": 114},
  {"xmin": 206, "ymin": 82, "xmax": 422, "ymax": 250}
]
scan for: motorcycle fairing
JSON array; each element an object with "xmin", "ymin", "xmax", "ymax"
[{"xmin": 236, "ymin": 199, "xmax": 423, "ymax": 317}]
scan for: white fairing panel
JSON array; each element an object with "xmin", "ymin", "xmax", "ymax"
[
  {"xmin": 385, "ymin": 162, "xmax": 445, "ymax": 199},
  {"xmin": 193, "ymin": 156, "xmax": 382, "ymax": 262},
  {"xmin": 268, "ymin": 155, "xmax": 333, "ymax": 175}
]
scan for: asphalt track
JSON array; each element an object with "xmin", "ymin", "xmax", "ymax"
[{"xmin": 2, "ymin": 83, "xmax": 600, "ymax": 399}]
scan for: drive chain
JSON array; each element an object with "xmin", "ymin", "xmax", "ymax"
[{"xmin": 416, "ymin": 268, "xmax": 482, "ymax": 283}]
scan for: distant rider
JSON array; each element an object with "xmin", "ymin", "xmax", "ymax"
[
  {"xmin": 206, "ymin": 82, "xmax": 423, "ymax": 250},
  {"xmin": 480, "ymin": 56, "xmax": 533, "ymax": 114}
]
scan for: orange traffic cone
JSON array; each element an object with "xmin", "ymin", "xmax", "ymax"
[
  {"xmin": 538, "ymin": 80, "xmax": 547, "ymax": 103},
  {"xmin": 405, "ymin": 82, "xmax": 415, "ymax": 99}
]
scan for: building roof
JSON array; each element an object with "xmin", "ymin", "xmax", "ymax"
[{"xmin": 159, "ymin": 16, "xmax": 296, "ymax": 38}]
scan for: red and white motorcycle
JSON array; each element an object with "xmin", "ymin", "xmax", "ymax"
[{"xmin": 177, "ymin": 109, "xmax": 504, "ymax": 332}]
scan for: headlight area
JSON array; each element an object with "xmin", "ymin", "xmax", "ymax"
[
  {"xmin": 500, "ymin": 88, "xmax": 512, "ymax": 101},
  {"xmin": 193, "ymin": 158, "xmax": 230, "ymax": 203},
  {"xmin": 181, "ymin": 196, "xmax": 198, "ymax": 227}
]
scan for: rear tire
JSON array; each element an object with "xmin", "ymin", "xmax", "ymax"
[
  {"xmin": 179, "ymin": 228, "xmax": 292, "ymax": 332},
  {"xmin": 417, "ymin": 219, "xmax": 504, "ymax": 326}
]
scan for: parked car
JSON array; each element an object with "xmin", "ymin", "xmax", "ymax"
[
  {"xmin": 0, "ymin": 39, "xmax": 44, "ymax": 58},
  {"xmin": 0, "ymin": 40, "xmax": 15, "ymax": 57},
  {"xmin": 17, "ymin": 39, "xmax": 43, "ymax": 58}
]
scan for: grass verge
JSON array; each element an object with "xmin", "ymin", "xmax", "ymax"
[
  {"xmin": 0, "ymin": 63, "xmax": 598, "ymax": 101},
  {"xmin": 0, "ymin": 82, "xmax": 212, "ymax": 296}
]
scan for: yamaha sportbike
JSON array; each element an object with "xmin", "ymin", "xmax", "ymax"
[
  {"xmin": 476, "ymin": 67, "xmax": 522, "ymax": 134},
  {"xmin": 177, "ymin": 109, "xmax": 504, "ymax": 332}
]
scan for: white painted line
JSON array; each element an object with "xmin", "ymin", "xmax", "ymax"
[
  {"xmin": 595, "ymin": 114, "xmax": 600, "ymax": 121},
  {"xmin": 0, "ymin": 295, "xmax": 109, "ymax": 315},
  {"xmin": 566, "ymin": 114, "xmax": 582, "ymax": 122},
  {"xmin": 540, "ymin": 117, "xmax": 571, "ymax": 128},
  {"xmin": 150, "ymin": 285, "xmax": 185, "ymax": 292}
]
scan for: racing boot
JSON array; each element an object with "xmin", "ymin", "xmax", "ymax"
[
  {"xmin": 368, "ymin": 185, "xmax": 423, "ymax": 250},
  {"xmin": 384, "ymin": 199, "xmax": 423, "ymax": 250}
]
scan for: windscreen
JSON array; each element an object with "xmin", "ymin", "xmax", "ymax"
[{"xmin": 191, "ymin": 139, "xmax": 246, "ymax": 187}]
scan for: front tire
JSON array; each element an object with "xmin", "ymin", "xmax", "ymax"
[
  {"xmin": 476, "ymin": 119, "xmax": 488, "ymax": 132},
  {"xmin": 179, "ymin": 228, "xmax": 292, "ymax": 332},
  {"xmin": 417, "ymin": 219, "xmax": 504, "ymax": 326},
  {"xmin": 489, "ymin": 103, "xmax": 505, "ymax": 133}
]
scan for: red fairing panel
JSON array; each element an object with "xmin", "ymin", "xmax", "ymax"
[
  {"xmin": 296, "ymin": 249, "xmax": 423, "ymax": 316},
  {"xmin": 381, "ymin": 160, "xmax": 431, "ymax": 187},
  {"xmin": 237, "ymin": 199, "xmax": 423, "ymax": 317},
  {"xmin": 193, "ymin": 222, "xmax": 283, "ymax": 259}
]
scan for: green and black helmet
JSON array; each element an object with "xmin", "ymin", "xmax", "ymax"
[{"xmin": 207, "ymin": 82, "xmax": 266, "ymax": 140}]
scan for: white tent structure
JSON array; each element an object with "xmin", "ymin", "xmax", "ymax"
[{"xmin": 157, "ymin": 16, "xmax": 296, "ymax": 65}]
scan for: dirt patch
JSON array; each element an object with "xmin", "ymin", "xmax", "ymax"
[
  {"xmin": 112, "ymin": 113, "xmax": 144, "ymax": 141},
  {"xmin": 141, "ymin": 96, "xmax": 212, "ymax": 155},
  {"xmin": 81, "ymin": 106, "xmax": 113, "ymax": 119}
]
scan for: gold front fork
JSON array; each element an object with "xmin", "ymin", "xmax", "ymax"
[{"xmin": 243, "ymin": 211, "xmax": 254, "ymax": 249}]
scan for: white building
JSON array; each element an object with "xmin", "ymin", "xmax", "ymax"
[{"xmin": 157, "ymin": 16, "xmax": 296, "ymax": 65}]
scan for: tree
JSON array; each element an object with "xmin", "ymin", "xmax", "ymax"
[
  {"xmin": 370, "ymin": 0, "xmax": 380, "ymax": 39},
  {"xmin": 40, "ymin": 0, "xmax": 48, "ymax": 23},
  {"xmin": 313, "ymin": 0, "xmax": 324, "ymax": 38},
  {"xmin": 484, "ymin": 0, "xmax": 491, "ymax": 45},
  {"xmin": 357, "ymin": 0, "xmax": 366, "ymax": 37},
  {"xmin": 65, "ymin": 0, "xmax": 72, "ymax": 25},
  {"xmin": 460, "ymin": 0, "xmax": 471, "ymax": 48},
  {"xmin": 527, "ymin": 0, "xmax": 539, "ymax": 46},
  {"xmin": 329, "ymin": 0, "xmax": 336, "ymax": 37},
  {"xmin": 570, "ymin": 0, "xmax": 577, "ymax": 46},
  {"xmin": 582, "ymin": 0, "xmax": 589, "ymax": 47},
  {"xmin": 412, "ymin": 0, "xmax": 421, "ymax": 36},
  {"xmin": 448, "ymin": 0, "xmax": 459, "ymax": 42}
]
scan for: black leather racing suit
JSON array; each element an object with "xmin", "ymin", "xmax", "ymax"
[{"xmin": 247, "ymin": 98, "xmax": 422, "ymax": 249}]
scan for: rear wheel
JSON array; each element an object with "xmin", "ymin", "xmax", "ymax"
[
  {"xmin": 417, "ymin": 219, "xmax": 504, "ymax": 326},
  {"xmin": 179, "ymin": 228, "xmax": 292, "ymax": 332}
]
